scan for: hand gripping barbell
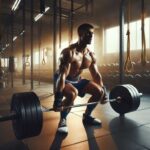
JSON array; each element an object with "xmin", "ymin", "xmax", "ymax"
[{"xmin": 0, "ymin": 84, "xmax": 142, "ymax": 140}]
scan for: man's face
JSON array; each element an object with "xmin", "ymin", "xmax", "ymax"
[{"xmin": 80, "ymin": 28, "xmax": 94, "ymax": 44}]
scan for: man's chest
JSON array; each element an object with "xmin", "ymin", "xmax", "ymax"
[{"xmin": 72, "ymin": 51, "xmax": 93, "ymax": 69}]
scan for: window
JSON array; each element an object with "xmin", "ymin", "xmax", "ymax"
[
  {"xmin": 14, "ymin": 58, "xmax": 17, "ymax": 69},
  {"xmin": 1, "ymin": 58, "xmax": 9, "ymax": 67},
  {"xmin": 105, "ymin": 17, "xmax": 150, "ymax": 53},
  {"xmin": 145, "ymin": 18, "xmax": 150, "ymax": 48},
  {"xmin": 105, "ymin": 26, "xmax": 119, "ymax": 53},
  {"xmin": 34, "ymin": 51, "xmax": 39, "ymax": 65}
]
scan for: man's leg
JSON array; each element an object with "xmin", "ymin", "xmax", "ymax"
[
  {"xmin": 80, "ymin": 81, "xmax": 104, "ymax": 125},
  {"xmin": 57, "ymin": 83, "xmax": 78, "ymax": 133}
]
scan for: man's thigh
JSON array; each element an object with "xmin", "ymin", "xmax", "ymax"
[
  {"xmin": 63, "ymin": 83, "xmax": 78, "ymax": 97},
  {"xmin": 80, "ymin": 81, "xmax": 102, "ymax": 96}
]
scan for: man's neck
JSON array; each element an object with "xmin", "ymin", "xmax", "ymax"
[{"xmin": 76, "ymin": 41, "xmax": 87, "ymax": 52}]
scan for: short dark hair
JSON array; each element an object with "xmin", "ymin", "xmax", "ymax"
[{"xmin": 77, "ymin": 23, "xmax": 94, "ymax": 36}]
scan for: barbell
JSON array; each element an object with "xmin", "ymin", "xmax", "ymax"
[{"xmin": 0, "ymin": 84, "xmax": 142, "ymax": 140}]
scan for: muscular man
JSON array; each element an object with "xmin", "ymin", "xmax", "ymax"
[{"xmin": 53, "ymin": 23, "xmax": 107, "ymax": 134}]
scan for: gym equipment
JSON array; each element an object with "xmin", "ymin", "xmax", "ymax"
[
  {"xmin": 0, "ymin": 84, "xmax": 142, "ymax": 139},
  {"xmin": 109, "ymin": 84, "xmax": 141, "ymax": 115},
  {"xmin": 124, "ymin": 0, "xmax": 134, "ymax": 73}
]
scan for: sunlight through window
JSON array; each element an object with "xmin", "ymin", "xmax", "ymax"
[{"xmin": 105, "ymin": 17, "xmax": 150, "ymax": 53}]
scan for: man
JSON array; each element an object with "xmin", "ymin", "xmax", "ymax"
[{"xmin": 53, "ymin": 23, "xmax": 107, "ymax": 134}]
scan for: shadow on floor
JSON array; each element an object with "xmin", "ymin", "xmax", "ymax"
[
  {"xmin": 0, "ymin": 140, "xmax": 29, "ymax": 150},
  {"xmin": 109, "ymin": 116, "xmax": 140, "ymax": 150},
  {"xmin": 109, "ymin": 115, "xmax": 139, "ymax": 133},
  {"xmin": 49, "ymin": 132, "xmax": 68, "ymax": 150},
  {"xmin": 83, "ymin": 123, "xmax": 101, "ymax": 150}
]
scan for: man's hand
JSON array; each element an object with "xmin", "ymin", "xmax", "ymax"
[{"xmin": 53, "ymin": 92, "xmax": 63, "ymax": 112}]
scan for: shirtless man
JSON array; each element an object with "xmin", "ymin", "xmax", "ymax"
[{"xmin": 53, "ymin": 23, "xmax": 107, "ymax": 134}]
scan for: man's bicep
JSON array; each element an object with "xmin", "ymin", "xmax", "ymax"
[
  {"xmin": 59, "ymin": 50, "xmax": 72, "ymax": 74},
  {"xmin": 59, "ymin": 62, "xmax": 71, "ymax": 75}
]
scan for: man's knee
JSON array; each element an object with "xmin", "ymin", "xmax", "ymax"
[{"xmin": 65, "ymin": 89, "xmax": 78, "ymax": 101}]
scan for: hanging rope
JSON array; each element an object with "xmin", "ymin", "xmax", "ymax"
[
  {"xmin": 141, "ymin": 0, "xmax": 147, "ymax": 66},
  {"xmin": 42, "ymin": 48, "xmax": 46, "ymax": 65},
  {"xmin": 25, "ymin": 55, "xmax": 30, "ymax": 67},
  {"xmin": 124, "ymin": 0, "xmax": 134, "ymax": 73}
]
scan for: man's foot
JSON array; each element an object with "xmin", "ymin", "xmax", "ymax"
[
  {"xmin": 57, "ymin": 118, "xmax": 68, "ymax": 134},
  {"xmin": 82, "ymin": 113, "xmax": 102, "ymax": 126}
]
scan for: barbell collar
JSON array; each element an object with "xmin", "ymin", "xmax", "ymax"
[{"xmin": 139, "ymin": 93, "xmax": 143, "ymax": 97}]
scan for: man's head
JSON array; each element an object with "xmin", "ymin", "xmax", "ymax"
[{"xmin": 77, "ymin": 23, "xmax": 94, "ymax": 44}]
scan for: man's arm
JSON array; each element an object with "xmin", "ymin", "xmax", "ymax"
[
  {"xmin": 53, "ymin": 49, "xmax": 72, "ymax": 111},
  {"xmin": 89, "ymin": 52, "xmax": 103, "ymax": 87},
  {"xmin": 56, "ymin": 49, "xmax": 72, "ymax": 92},
  {"xmin": 89, "ymin": 52, "xmax": 108, "ymax": 103}
]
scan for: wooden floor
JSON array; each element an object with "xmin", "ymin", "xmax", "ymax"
[{"xmin": 0, "ymin": 79, "xmax": 150, "ymax": 150}]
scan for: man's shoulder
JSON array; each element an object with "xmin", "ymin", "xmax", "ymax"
[
  {"xmin": 61, "ymin": 48, "xmax": 73, "ymax": 57},
  {"xmin": 61, "ymin": 43, "xmax": 77, "ymax": 56}
]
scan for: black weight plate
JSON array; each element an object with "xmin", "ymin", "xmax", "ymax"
[
  {"xmin": 109, "ymin": 85, "xmax": 133, "ymax": 114},
  {"xmin": 11, "ymin": 92, "xmax": 43, "ymax": 139},
  {"xmin": 11, "ymin": 94, "xmax": 26, "ymax": 139},
  {"xmin": 20, "ymin": 97, "xmax": 29, "ymax": 139},
  {"xmin": 22, "ymin": 94, "xmax": 33, "ymax": 139},
  {"xmin": 25, "ymin": 92, "xmax": 43, "ymax": 137},
  {"xmin": 128, "ymin": 84, "xmax": 140, "ymax": 111},
  {"xmin": 120, "ymin": 84, "xmax": 134, "ymax": 113},
  {"xmin": 22, "ymin": 92, "xmax": 42, "ymax": 139},
  {"xmin": 123, "ymin": 84, "xmax": 136, "ymax": 112},
  {"xmin": 125, "ymin": 84, "xmax": 140, "ymax": 111},
  {"xmin": 31, "ymin": 93, "xmax": 43, "ymax": 136},
  {"xmin": 26, "ymin": 92, "xmax": 42, "ymax": 138}
]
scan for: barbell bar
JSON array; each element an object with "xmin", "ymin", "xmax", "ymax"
[
  {"xmin": 41, "ymin": 97, "xmax": 122, "ymax": 112},
  {"xmin": 0, "ymin": 84, "xmax": 142, "ymax": 139},
  {"xmin": 0, "ymin": 97, "xmax": 121, "ymax": 121}
]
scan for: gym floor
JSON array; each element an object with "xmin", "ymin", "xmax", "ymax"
[{"xmin": 0, "ymin": 80, "xmax": 150, "ymax": 150}]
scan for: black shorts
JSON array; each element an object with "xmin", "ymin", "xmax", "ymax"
[{"xmin": 54, "ymin": 73, "xmax": 90, "ymax": 97}]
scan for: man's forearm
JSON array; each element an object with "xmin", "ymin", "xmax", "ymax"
[{"xmin": 93, "ymin": 73, "xmax": 103, "ymax": 87}]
